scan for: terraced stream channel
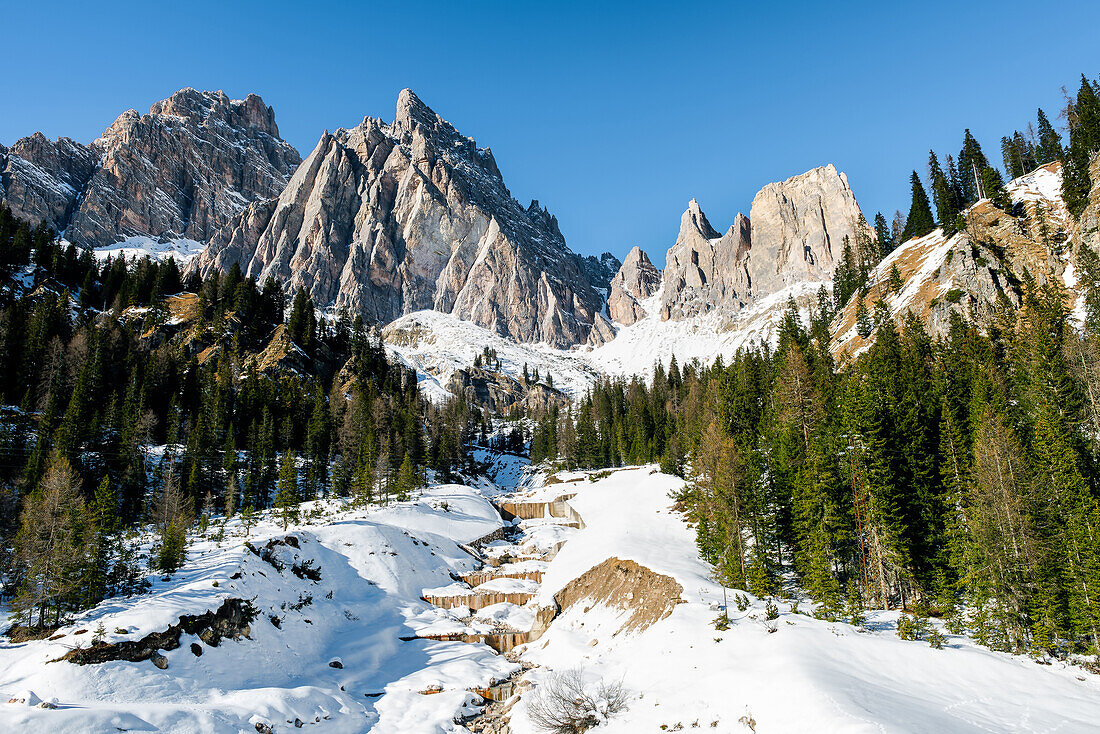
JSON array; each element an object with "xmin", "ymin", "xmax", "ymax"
[{"xmin": 415, "ymin": 488, "xmax": 585, "ymax": 720}]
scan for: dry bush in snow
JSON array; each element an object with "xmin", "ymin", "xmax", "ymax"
[{"xmin": 527, "ymin": 668, "xmax": 629, "ymax": 733}]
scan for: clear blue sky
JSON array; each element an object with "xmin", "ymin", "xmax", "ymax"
[{"xmin": 3, "ymin": 1, "xmax": 1098, "ymax": 260}]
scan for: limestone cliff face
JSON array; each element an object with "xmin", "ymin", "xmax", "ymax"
[
  {"xmin": 193, "ymin": 90, "xmax": 609, "ymax": 347},
  {"xmin": 647, "ymin": 165, "xmax": 869, "ymax": 323},
  {"xmin": 608, "ymin": 246, "xmax": 662, "ymax": 325},
  {"xmin": 746, "ymin": 164, "xmax": 868, "ymax": 294},
  {"xmin": 0, "ymin": 88, "xmax": 300, "ymax": 245},
  {"xmin": 659, "ymin": 202, "xmax": 752, "ymax": 320},
  {"xmin": 0, "ymin": 134, "xmax": 99, "ymax": 234}
]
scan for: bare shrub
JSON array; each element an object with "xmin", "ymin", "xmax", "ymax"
[{"xmin": 527, "ymin": 668, "xmax": 629, "ymax": 733}]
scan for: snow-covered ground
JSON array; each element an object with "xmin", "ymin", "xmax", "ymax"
[
  {"xmin": 383, "ymin": 281, "xmax": 822, "ymax": 402},
  {"xmin": 3, "ymin": 463, "xmax": 1098, "ymax": 732},
  {"xmin": 0, "ymin": 484, "xmax": 514, "ymax": 733},
  {"xmin": 507, "ymin": 466, "xmax": 1100, "ymax": 733},
  {"xmin": 81, "ymin": 236, "xmax": 207, "ymax": 265}
]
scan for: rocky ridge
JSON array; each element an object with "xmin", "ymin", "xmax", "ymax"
[
  {"xmin": 606, "ymin": 246, "xmax": 662, "ymax": 325},
  {"xmin": 612, "ymin": 164, "xmax": 871, "ymax": 326},
  {"xmin": 192, "ymin": 89, "xmax": 617, "ymax": 348},
  {"xmin": 0, "ymin": 88, "xmax": 301, "ymax": 247},
  {"xmin": 830, "ymin": 162, "xmax": 1076, "ymax": 360}
]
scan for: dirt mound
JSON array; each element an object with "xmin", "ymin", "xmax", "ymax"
[{"xmin": 554, "ymin": 557, "xmax": 682, "ymax": 633}]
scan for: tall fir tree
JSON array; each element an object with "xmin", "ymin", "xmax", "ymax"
[{"xmin": 900, "ymin": 171, "xmax": 936, "ymax": 242}]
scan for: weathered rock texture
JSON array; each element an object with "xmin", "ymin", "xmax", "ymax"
[
  {"xmin": 193, "ymin": 90, "xmax": 613, "ymax": 347},
  {"xmin": 660, "ymin": 201, "xmax": 752, "ymax": 320},
  {"xmin": 745, "ymin": 164, "xmax": 867, "ymax": 295},
  {"xmin": 553, "ymin": 557, "xmax": 682, "ymax": 633},
  {"xmin": 57, "ymin": 598, "xmax": 256, "ymax": 666},
  {"xmin": 447, "ymin": 367, "xmax": 569, "ymax": 414},
  {"xmin": 624, "ymin": 165, "xmax": 870, "ymax": 324},
  {"xmin": 0, "ymin": 88, "xmax": 300, "ymax": 246},
  {"xmin": 607, "ymin": 245, "xmax": 662, "ymax": 325}
]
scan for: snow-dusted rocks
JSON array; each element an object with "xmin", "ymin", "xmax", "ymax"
[
  {"xmin": 193, "ymin": 89, "xmax": 612, "ymax": 347},
  {"xmin": 0, "ymin": 88, "xmax": 301, "ymax": 247},
  {"xmin": 0, "ymin": 134, "xmax": 99, "ymax": 234},
  {"xmin": 830, "ymin": 162, "xmax": 1079, "ymax": 361}
]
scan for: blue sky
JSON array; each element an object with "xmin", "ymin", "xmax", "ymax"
[{"xmin": 3, "ymin": 1, "xmax": 1098, "ymax": 259}]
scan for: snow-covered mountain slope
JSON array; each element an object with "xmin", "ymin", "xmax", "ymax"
[
  {"xmin": 383, "ymin": 282, "xmax": 822, "ymax": 401},
  {"xmin": 505, "ymin": 466, "xmax": 1100, "ymax": 733},
  {"xmin": 383, "ymin": 310, "xmax": 605, "ymax": 402},
  {"xmin": 85, "ymin": 236, "xmax": 207, "ymax": 264},
  {"xmin": 0, "ymin": 485, "xmax": 514, "ymax": 733},
  {"xmin": 4, "ymin": 464, "xmax": 1098, "ymax": 733}
]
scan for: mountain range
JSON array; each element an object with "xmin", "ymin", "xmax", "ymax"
[{"xmin": 2, "ymin": 87, "xmax": 1089, "ymax": 374}]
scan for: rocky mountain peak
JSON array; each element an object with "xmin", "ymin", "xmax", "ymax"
[
  {"xmin": 395, "ymin": 88, "xmax": 437, "ymax": 130},
  {"xmin": 649, "ymin": 165, "xmax": 867, "ymax": 323},
  {"xmin": 193, "ymin": 89, "xmax": 609, "ymax": 347},
  {"xmin": 607, "ymin": 246, "xmax": 663, "ymax": 325},
  {"xmin": 746, "ymin": 164, "xmax": 867, "ymax": 294},
  {"xmin": 657, "ymin": 200, "xmax": 752, "ymax": 321},
  {"xmin": 1, "ymin": 88, "xmax": 300, "ymax": 246},
  {"xmin": 680, "ymin": 198, "xmax": 721, "ymax": 241}
]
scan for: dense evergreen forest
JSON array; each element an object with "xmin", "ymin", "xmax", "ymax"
[
  {"xmin": 528, "ymin": 74, "xmax": 1100, "ymax": 656},
  {"xmin": 0, "ymin": 207, "xmax": 484, "ymax": 628}
]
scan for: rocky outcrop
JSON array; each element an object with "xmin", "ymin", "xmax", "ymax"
[
  {"xmin": 745, "ymin": 164, "xmax": 868, "ymax": 295},
  {"xmin": 607, "ymin": 246, "xmax": 662, "ymax": 325},
  {"xmin": 447, "ymin": 366, "xmax": 569, "ymax": 413},
  {"xmin": 1, "ymin": 89, "xmax": 300, "ymax": 246},
  {"xmin": 660, "ymin": 201, "xmax": 752, "ymax": 320},
  {"xmin": 193, "ymin": 90, "xmax": 608, "ymax": 347},
  {"xmin": 656, "ymin": 165, "xmax": 870, "ymax": 322},
  {"xmin": 57, "ymin": 598, "xmax": 256, "ymax": 666},
  {"xmin": 0, "ymin": 134, "xmax": 99, "ymax": 233},
  {"xmin": 553, "ymin": 557, "xmax": 682, "ymax": 633},
  {"xmin": 830, "ymin": 163, "xmax": 1075, "ymax": 360}
]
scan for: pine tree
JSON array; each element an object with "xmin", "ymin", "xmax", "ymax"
[
  {"xmin": 152, "ymin": 472, "xmax": 191, "ymax": 575},
  {"xmin": 1035, "ymin": 108, "xmax": 1063, "ymax": 164},
  {"xmin": 287, "ymin": 287, "xmax": 315, "ymax": 351},
  {"xmin": 900, "ymin": 172, "xmax": 935, "ymax": 242},
  {"xmin": 888, "ymin": 264, "xmax": 903, "ymax": 293},
  {"xmin": 275, "ymin": 451, "xmax": 300, "ymax": 530},
  {"xmin": 856, "ymin": 297, "xmax": 873, "ymax": 338},
  {"xmin": 873, "ymin": 212, "xmax": 894, "ymax": 257},
  {"xmin": 394, "ymin": 453, "xmax": 418, "ymax": 501},
  {"xmin": 958, "ymin": 129, "xmax": 992, "ymax": 205},
  {"xmin": 1063, "ymin": 76, "xmax": 1100, "ymax": 217},
  {"xmin": 13, "ymin": 454, "xmax": 90, "ymax": 627},
  {"xmin": 928, "ymin": 151, "xmax": 960, "ymax": 230}
]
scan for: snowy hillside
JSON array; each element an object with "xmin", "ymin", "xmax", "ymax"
[
  {"xmin": 87, "ymin": 236, "xmax": 207, "ymax": 264},
  {"xmin": 5, "ymin": 464, "xmax": 1098, "ymax": 733},
  {"xmin": 383, "ymin": 282, "xmax": 823, "ymax": 402},
  {"xmin": 0, "ymin": 485, "xmax": 515, "ymax": 733},
  {"xmin": 507, "ymin": 467, "xmax": 1100, "ymax": 733}
]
